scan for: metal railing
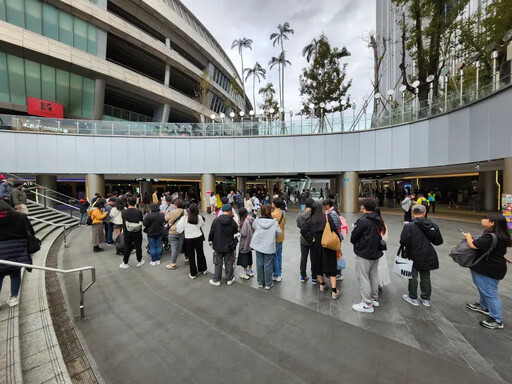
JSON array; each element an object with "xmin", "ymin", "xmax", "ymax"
[
  {"xmin": 27, "ymin": 215, "xmax": 74, "ymax": 248},
  {"xmin": 0, "ymin": 260, "xmax": 96, "ymax": 319}
]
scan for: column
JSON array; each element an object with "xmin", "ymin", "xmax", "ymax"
[
  {"xmin": 36, "ymin": 175, "xmax": 57, "ymax": 208},
  {"xmin": 278, "ymin": 178, "xmax": 285, "ymax": 194},
  {"xmin": 236, "ymin": 177, "xmax": 247, "ymax": 193},
  {"xmin": 200, "ymin": 174, "xmax": 215, "ymax": 213},
  {"xmin": 480, "ymin": 171, "xmax": 499, "ymax": 211},
  {"xmin": 266, "ymin": 179, "xmax": 274, "ymax": 196},
  {"xmin": 140, "ymin": 181, "xmax": 153, "ymax": 198},
  {"xmin": 154, "ymin": 104, "xmax": 171, "ymax": 124},
  {"xmin": 93, "ymin": 79, "xmax": 106, "ymax": 120},
  {"xmin": 85, "ymin": 174, "xmax": 105, "ymax": 203},
  {"xmin": 337, "ymin": 172, "xmax": 359, "ymax": 213},
  {"xmin": 504, "ymin": 157, "xmax": 512, "ymax": 195}
]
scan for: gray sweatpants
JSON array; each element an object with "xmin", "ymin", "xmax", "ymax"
[
  {"xmin": 213, "ymin": 252, "xmax": 234, "ymax": 283},
  {"xmin": 356, "ymin": 256, "xmax": 380, "ymax": 303}
]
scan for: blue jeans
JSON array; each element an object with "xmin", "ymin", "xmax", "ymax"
[
  {"xmin": 0, "ymin": 269, "xmax": 21, "ymax": 297},
  {"xmin": 106, "ymin": 222, "xmax": 114, "ymax": 244},
  {"xmin": 147, "ymin": 236, "xmax": 163, "ymax": 262},
  {"xmin": 256, "ymin": 252, "xmax": 274, "ymax": 287},
  {"xmin": 273, "ymin": 242, "xmax": 283, "ymax": 277},
  {"xmin": 80, "ymin": 212, "xmax": 88, "ymax": 224},
  {"xmin": 471, "ymin": 270, "xmax": 503, "ymax": 323}
]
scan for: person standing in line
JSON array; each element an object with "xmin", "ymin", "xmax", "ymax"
[
  {"xmin": 141, "ymin": 193, "xmax": 151, "ymax": 214},
  {"xmin": 152, "ymin": 190, "xmax": 159, "ymax": 204},
  {"xmin": 209, "ymin": 192, "xmax": 217, "ymax": 215},
  {"xmin": 237, "ymin": 207, "xmax": 255, "ymax": 280},
  {"xmin": 0, "ymin": 200, "xmax": 34, "ymax": 307},
  {"xmin": 88, "ymin": 198, "xmax": 107, "ymax": 252},
  {"xmin": 227, "ymin": 190, "xmax": 235, "ymax": 206},
  {"xmin": 0, "ymin": 176, "xmax": 13, "ymax": 206},
  {"xmin": 401, "ymin": 194, "xmax": 415, "ymax": 223},
  {"xmin": 165, "ymin": 199, "xmax": 188, "ymax": 270},
  {"xmin": 299, "ymin": 189, "xmax": 307, "ymax": 211},
  {"xmin": 374, "ymin": 208, "xmax": 390, "ymax": 290},
  {"xmin": 208, "ymin": 204, "xmax": 239, "ymax": 286},
  {"xmin": 252, "ymin": 194, "xmax": 261, "ymax": 214},
  {"xmin": 11, "ymin": 181, "xmax": 28, "ymax": 214},
  {"xmin": 297, "ymin": 198, "xmax": 315, "ymax": 283},
  {"xmin": 109, "ymin": 199, "xmax": 124, "ymax": 240},
  {"xmin": 119, "ymin": 197, "xmax": 144, "ymax": 269},
  {"xmin": 78, "ymin": 199, "xmax": 90, "ymax": 226},
  {"xmin": 143, "ymin": 203, "xmax": 165, "ymax": 266},
  {"xmin": 177, "ymin": 203, "xmax": 207, "ymax": 279},
  {"xmin": 385, "ymin": 188, "xmax": 394, "ymax": 209},
  {"xmin": 323, "ymin": 199, "xmax": 348, "ymax": 281},
  {"xmin": 401, "ymin": 204, "xmax": 443, "ymax": 307},
  {"xmin": 463, "ymin": 213, "xmax": 511, "ymax": 329},
  {"xmin": 271, "ymin": 198, "xmax": 286, "ymax": 282},
  {"xmin": 250, "ymin": 205, "xmax": 282, "ymax": 290},
  {"xmin": 428, "ymin": 190, "xmax": 436, "ymax": 214},
  {"xmin": 104, "ymin": 197, "xmax": 114, "ymax": 246},
  {"xmin": 350, "ymin": 198, "xmax": 384, "ymax": 313},
  {"xmin": 244, "ymin": 194, "xmax": 254, "ymax": 216}
]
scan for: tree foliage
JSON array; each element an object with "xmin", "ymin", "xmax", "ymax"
[
  {"xmin": 270, "ymin": 22, "xmax": 294, "ymax": 113},
  {"xmin": 194, "ymin": 70, "xmax": 212, "ymax": 118},
  {"xmin": 231, "ymin": 37, "xmax": 253, "ymax": 111},
  {"xmin": 244, "ymin": 62, "xmax": 266, "ymax": 113},
  {"xmin": 299, "ymin": 35, "xmax": 352, "ymax": 118},
  {"xmin": 258, "ymin": 83, "xmax": 279, "ymax": 119}
]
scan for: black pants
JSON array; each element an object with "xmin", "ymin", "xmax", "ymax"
[
  {"xmin": 431, "ymin": 201, "xmax": 436, "ymax": 213},
  {"xmin": 185, "ymin": 236, "xmax": 207, "ymax": 277},
  {"xmin": 300, "ymin": 243, "xmax": 313, "ymax": 278},
  {"xmin": 404, "ymin": 210, "xmax": 412, "ymax": 222},
  {"xmin": 123, "ymin": 232, "xmax": 143, "ymax": 264}
]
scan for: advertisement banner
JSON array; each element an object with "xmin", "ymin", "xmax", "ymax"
[
  {"xmin": 501, "ymin": 194, "xmax": 512, "ymax": 233},
  {"xmin": 27, "ymin": 97, "xmax": 64, "ymax": 118}
]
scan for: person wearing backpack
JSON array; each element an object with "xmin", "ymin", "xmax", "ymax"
[
  {"xmin": 119, "ymin": 197, "xmax": 144, "ymax": 269},
  {"xmin": 415, "ymin": 194, "xmax": 430, "ymax": 217},
  {"xmin": 462, "ymin": 213, "xmax": 511, "ymax": 329},
  {"xmin": 400, "ymin": 204, "xmax": 443, "ymax": 307},
  {"xmin": 271, "ymin": 198, "xmax": 286, "ymax": 282}
]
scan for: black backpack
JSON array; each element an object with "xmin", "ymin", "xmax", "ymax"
[{"xmin": 449, "ymin": 233, "xmax": 497, "ymax": 268}]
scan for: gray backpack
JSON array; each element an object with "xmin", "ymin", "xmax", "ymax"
[{"xmin": 449, "ymin": 233, "xmax": 497, "ymax": 268}]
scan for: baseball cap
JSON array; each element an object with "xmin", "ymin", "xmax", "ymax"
[
  {"xmin": 0, "ymin": 174, "xmax": 4, "ymax": 180},
  {"xmin": 13, "ymin": 180, "xmax": 24, "ymax": 187},
  {"xmin": 412, "ymin": 204, "xmax": 426, "ymax": 213},
  {"xmin": 221, "ymin": 204, "xmax": 231, "ymax": 212}
]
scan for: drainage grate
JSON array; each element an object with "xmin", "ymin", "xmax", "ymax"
[{"xmin": 45, "ymin": 234, "xmax": 99, "ymax": 383}]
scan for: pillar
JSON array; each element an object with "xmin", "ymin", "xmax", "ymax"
[
  {"xmin": 154, "ymin": 104, "xmax": 171, "ymax": 124},
  {"xmin": 480, "ymin": 171, "xmax": 499, "ymax": 211},
  {"xmin": 278, "ymin": 178, "xmax": 285, "ymax": 194},
  {"xmin": 85, "ymin": 174, "xmax": 105, "ymax": 203},
  {"xmin": 504, "ymin": 157, "xmax": 512, "ymax": 195},
  {"xmin": 93, "ymin": 79, "xmax": 106, "ymax": 120},
  {"xmin": 36, "ymin": 175, "xmax": 57, "ymax": 207},
  {"xmin": 337, "ymin": 172, "xmax": 359, "ymax": 213},
  {"xmin": 266, "ymin": 179, "xmax": 274, "ymax": 196},
  {"xmin": 140, "ymin": 181, "xmax": 153, "ymax": 198},
  {"xmin": 236, "ymin": 177, "xmax": 246, "ymax": 193},
  {"xmin": 71, "ymin": 182, "xmax": 77, "ymax": 199},
  {"xmin": 200, "ymin": 174, "xmax": 215, "ymax": 213}
]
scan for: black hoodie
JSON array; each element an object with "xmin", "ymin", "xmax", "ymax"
[
  {"xmin": 400, "ymin": 217, "xmax": 443, "ymax": 270},
  {"xmin": 208, "ymin": 214, "xmax": 239, "ymax": 253},
  {"xmin": 350, "ymin": 211, "xmax": 383, "ymax": 260}
]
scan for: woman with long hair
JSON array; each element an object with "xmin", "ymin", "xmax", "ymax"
[
  {"xmin": 463, "ymin": 212, "xmax": 511, "ymax": 329},
  {"xmin": 177, "ymin": 203, "xmax": 207, "ymax": 279},
  {"xmin": 301, "ymin": 202, "xmax": 340, "ymax": 299},
  {"xmin": 110, "ymin": 198, "xmax": 125, "ymax": 239},
  {"xmin": 374, "ymin": 208, "xmax": 390, "ymax": 290},
  {"xmin": 237, "ymin": 207, "xmax": 255, "ymax": 279},
  {"xmin": 209, "ymin": 192, "xmax": 217, "ymax": 216}
]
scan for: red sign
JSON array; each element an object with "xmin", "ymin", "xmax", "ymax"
[{"xmin": 27, "ymin": 97, "xmax": 64, "ymax": 118}]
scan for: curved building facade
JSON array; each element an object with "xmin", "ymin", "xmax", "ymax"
[{"xmin": 0, "ymin": 0, "xmax": 249, "ymax": 123}]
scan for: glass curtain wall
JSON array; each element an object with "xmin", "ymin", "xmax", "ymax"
[
  {"xmin": 0, "ymin": 0, "xmax": 97, "ymax": 55},
  {"xmin": 0, "ymin": 52, "xmax": 95, "ymax": 118}
]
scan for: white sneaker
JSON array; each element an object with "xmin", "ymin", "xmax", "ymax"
[
  {"xmin": 402, "ymin": 294, "xmax": 420, "ymax": 306},
  {"xmin": 227, "ymin": 277, "xmax": 235, "ymax": 285},
  {"xmin": 137, "ymin": 260, "xmax": 145, "ymax": 267},
  {"xmin": 371, "ymin": 299, "xmax": 380, "ymax": 307},
  {"xmin": 272, "ymin": 276, "xmax": 277, "ymax": 281},
  {"xmin": 209, "ymin": 279, "xmax": 220, "ymax": 287},
  {"xmin": 336, "ymin": 274, "xmax": 344, "ymax": 281},
  {"xmin": 421, "ymin": 298, "xmax": 431, "ymax": 307},
  {"xmin": 202, "ymin": 270, "xmax": 208, "ymax": 275},
  {"xmin": 275, "ymin": 276, "xmax": 282, "ymax": 282},
  {"xmin": 150, "ymin": 261, "xmax": 157, "ymax": 266},
  {"xmin": 119, "ymin": 263, "xmax": 129, "ymax": 269},
  {"xmin": 7, "ymin": 297, "xmax": 19, "ymax": 307},
  {"xmin": 239, "ymin": 272, "xmax": 250, "ymax": 280},
  {"xmin": 156, "ymin": 260, "xmax": 161, "ymax": 265},
  {"xmin": 352, "ymin": 301, "xmax": 374, "ymax": 313},
  {"xmin": 189, "ymin": 274, "xmax": 197, "ymax": 280}
]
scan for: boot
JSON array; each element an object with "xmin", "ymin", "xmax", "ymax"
[{"xmin": 93, "ymin": 245, "xmax": 104, "ymax": 252}]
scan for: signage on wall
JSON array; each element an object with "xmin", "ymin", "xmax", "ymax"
[{"xmin": 27, "ymin": 97, "xmax": 64, "ymax": 118}]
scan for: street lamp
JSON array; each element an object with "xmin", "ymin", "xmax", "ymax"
[
  {"xmin": 386, "ymin": 89, "xmax": 394, "ymax": 125},
  {"xmin": 220, "ymin": 112, "xmax": 225, "ymax": 135},
  {"xmin": 308, "ymin": 103, "xmax": 315, "ymax": 133},
  {"xmin": 319, "ymin": 102, "xmax": 326, "ymax": 132},
  {"xmin": 399, "ymin": 85, "xmax": 406, "ymax": 121},
  {"xmin": 340, "ymin": 98, "xmax": 347, "ymax": 130},
  {"xmin": 412, "ymin": 80, "xmax": 420, "ymax": 117},
  {"xmin": 210, "ymin": 113, "xmax": 216, "ymax": 123},
  {"xmin": 239, "ymin": 111, "xmax": 245, "ymax": 133},
  {"xmin": 351, "ymin": 98, "xmax": 357, "ymax": 130},
  {"xmin": 456, "ymin": 61, "xmax": 465, "ymax": 107},
  {"xmin": 249, "ymin": 109, "xmax": 254, "ymax": 126},
  {"xmin": 426, "ymin": 74, "xmax": 435, "ymax": 114},
  {"xmin": 470, "ymin": 52, "xmax": 482, "ymax": 99},
  {"xmin": 299, "ymin": 104, "xmax": 304, "ymax": 134},
  {"xmin": 288, "ymin": 107, "xmax": 293, "ymax": 131},
  {"xmin": 269, "ymin": 108, "xmax": 275, "ymax": 134},
  {"xmin": 230, "ymin": 111, "xmax": 235, "ymax": 123}
]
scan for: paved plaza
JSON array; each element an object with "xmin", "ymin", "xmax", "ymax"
[{"xmin": 58, "ymin": 210, "xmax": 511, "ymax": 383}]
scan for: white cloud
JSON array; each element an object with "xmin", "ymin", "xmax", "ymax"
[{"xmin": 181, "ymin": 0, "xmax": 376, "ymax": 113}]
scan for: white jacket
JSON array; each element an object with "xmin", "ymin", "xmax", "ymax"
[
  {"xmin": 110, "ymin": 207, "xmax": 123, "ymax": 225},
  {"xmin": 177, "ymin": 215, "xmax": 204, "ymax": 239}
]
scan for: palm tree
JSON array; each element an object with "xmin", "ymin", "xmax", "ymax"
[
  {"xmin": 244, "ymin": 62, "xmax": 266, "ymax": 113},
  {"xmin": 270, "ymin": 22, "xmax": 294, "ymax": 111},
  {"xmin": 231, "ymin": 38, "xmax": 253, "ymax": 111},
  {"xmin": 302, "ymin": 38, "xmax": 318, "ymax": 63},
  {"xmin": 269, "ymin": 55, "xmax": 282, "ymax": 111}
]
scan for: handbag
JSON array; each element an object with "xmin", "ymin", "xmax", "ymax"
[
  {"xmin": 321, "ymin": 221, "xmax": 341, "ymax": 251},
  {"xmin": 27, "ymin": 233, "xmax": 41, "ymax": 254},
  {"xmin": 449, "ymin": 233, "xmax": 497, "ymax": 268},
  {"xmin": 393, "ymin": 246, "xmax": 413, "ymax": 279},
  {"xmin": 374, "ymin": 223, "xmax": 387, "ymax": 251}
]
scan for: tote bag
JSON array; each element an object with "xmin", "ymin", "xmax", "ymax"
[
  {"xmin": 393, "ymin": 246, "xmax": 413, "ymax": 279},
  {"xmin": 321, "ymin": 221, "xmax": 341, "ymax": 251}
]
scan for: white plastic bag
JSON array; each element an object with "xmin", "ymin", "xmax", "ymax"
[{"xmin": 393, "ymin": 247, "xmax": 413, "ymax": 279}]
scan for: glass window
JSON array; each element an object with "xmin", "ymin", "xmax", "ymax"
[
  {"xmin": 5, "ymin": 0, "xmax": 24, "ymax": 27},
  {"xmin": 73, "ymin": 17, "xmax": 87, "ymax": 51},
  {"xmin": 41, "ymin": 64, "xmax": 56, "ymax": 101},
  {"xmin": 56, "ymin": 69, "xmax": 69, "ymax": 109},
  {"xmin": 7, "ymin": 55, "xmax": 26, "ymax": 104},
  {"xmin": 58, "ymin": 11, "xmax": 73, "ymax": 46},
  {"xmin": 0, "ymin": 53, "xmax": 9, "ymax": 103},
  {"xmin": 87, "ymin": 24, "xmax": 96, "ymax": 55},
  {"xmin": 69, "ymin": 73, "xmax": 82, "ymax": 116},
  {"xmin": 24, "ymin": 0, "xmax": 42, "ymax": 34},
  {"xmin": 25, "ymin": 59, "xmax": 41, "ymax": 99},
  {"xmin": 82, "ymin": 78, "xmax": 94, "ymax": 119},
  {"xmin": 0, "ymin": 0, "xmax": 6, "ymax": 21},
  {"xmin": 42, "ymin": 3, "xmax": 58, "ymax": 40}
]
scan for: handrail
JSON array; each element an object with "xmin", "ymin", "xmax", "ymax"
[
  {"xmin": 0, "ymin": 260, "xmax": 96, "ymax": 319},
  {"xmin": 3, "ymin": 172, "xmax": 78, "ymax": 203},
  {"xmin": 29, "ymin": 192, "xmax": 80, "ymax": 212},
  {"xmin": 27, "ymin": 214, "xmax": 75, "ymax": 247}
]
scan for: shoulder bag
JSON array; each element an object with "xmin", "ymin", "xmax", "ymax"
[
  {"xmin": 321, "ymin": 217, "xmax": 341, "ymax": 251},
  {"xmin": 374, "ymin": 223, "xmax": 387, "ymax": 251},
  {"xmin": 449, "ymin": 233, "xmax": 497, "ymax": 268}
]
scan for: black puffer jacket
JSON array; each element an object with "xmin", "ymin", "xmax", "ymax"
[
  {"xmin": 143, "ymin": 211, "xmax": 165, "ymax": 238},
  {"xmin": 399, "ymin": 217, "xmax": 443, "ymax": 270},
  {"xmin": 208, "ymin": 214, "xmax": 239, "ymax": 253},
  {"xmin": 0, "ymin": 205, "xmax": 33, "ymax": 272},
  {"xmin": 350, "ymin": 212, "xmax": 383, "ymax": 260}
]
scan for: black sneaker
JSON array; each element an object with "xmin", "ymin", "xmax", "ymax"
[
  {"xmin": 480, "ymin": 317, "xmax": 504, "ymax": 329},
  {"xmin": 466, "ymin": 303, "xmax": 489, "ymax": 316}
]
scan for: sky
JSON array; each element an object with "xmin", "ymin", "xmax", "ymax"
[{"xmin": 181, "ymin": 0, "xmax": 377, "ymax": 114}]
